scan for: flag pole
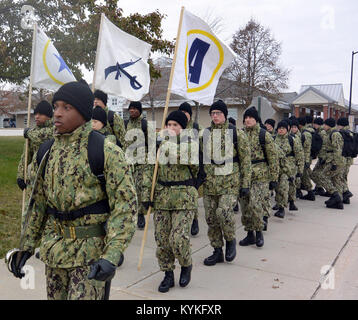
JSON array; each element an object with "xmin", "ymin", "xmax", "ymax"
[
  {"xmin": 22, "ymin": 22, "xmax": 37, "ymax": 216},
  {"xmin": 92, "ymin": 13, "xmax": 105, "ymax": 92},
  {"xmin": 137, "ymin": 6, "xmax": 185, "ymax": 271}
]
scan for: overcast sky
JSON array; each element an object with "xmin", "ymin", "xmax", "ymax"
[{"xmin": 113, "ymin": 0, "xmax": 358, "ymax": 104}]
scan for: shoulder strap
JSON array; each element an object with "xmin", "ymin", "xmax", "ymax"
[
  {"xmin": 124, "ymin": 119, "xmax": 129, "ymax": 129},
  {"xmin": 88, "ymin": 130, "xmax": 106, "ymax": 192},
  {"xmin": 108, "ymin": 110, "xmax": 115, "ymax": 129},
  {"xmin": 259, "ymin": 128, "xmax": 268, "ymax": 162},
  {"xmin": 36, "ymin": 138, "xmax": 55, "ymax": 178}
]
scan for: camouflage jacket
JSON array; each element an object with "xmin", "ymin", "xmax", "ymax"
[
  {"xmin": 17, "ymin": 119, "xmax": 54, "ymax": 181},
  {"xmin": 124, "ymin": 114, "xmax": 147, "ymax": 164},
  {"xmin": 243, "ymin": 123, "xmax": 279, "ymax": 183},
  {"xmin": 142, "ymin": 135, "xmax": 199, "ymax": 210},
  {"xmin": 202, "ymin": 121, "xmax": 251, "ymax": 196},
  {"xmin": 343, "ymin": 126, "xmax": 354, "ymax": 166},
  {"xmin": 317, "ymin": 127, "xmax": 328, "ymax": 160},
  {"xmin": 301, "ymin": 125, "xmax": 314, "ymax": 164},
  {"xmin": 325, "ymin": 127, "xmax": 346, "ymax": 167},
  {"xmin": 103, "ymin": 106, "xmax": 126, "ymax": 147},
  {"xmin": 21, "ymin": 122, "xmax": 137, "ymax": 268},
  {"xmin": 97, "ymin": 127, "xmax": 117, "ymax": 145}
]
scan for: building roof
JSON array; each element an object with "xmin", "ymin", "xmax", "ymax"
[{"xmin": 299, "ymin": 83, "xmax": 345, "ymax": 106}]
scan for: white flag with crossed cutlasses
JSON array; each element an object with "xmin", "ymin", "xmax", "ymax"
[
  {"xmin": 171, "ymin": 8, "xmax": 236, "ymax": 105},
  {"xmin": 32, "ymin": 27, "xmax": 76, "ymax": 91},
  {"xmin": 93, "ymin": 14, "xmax": 152, "ymax": 101}
]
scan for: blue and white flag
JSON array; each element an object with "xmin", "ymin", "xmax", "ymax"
[
  {"xmin": 32, "ymin": 27, "xmax": 76, "ymax": 91},
  {"xmin": 171, "ymin": 8, "xmax": 235, "ymax": 105},
  {"xmin": 93, "ymin": 14, "xmax": 152, "ymax": 101}
]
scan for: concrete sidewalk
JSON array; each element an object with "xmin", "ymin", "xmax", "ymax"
[{"xmin": 1, "ymin": 161, "xmax": 358, "ymax": 300}]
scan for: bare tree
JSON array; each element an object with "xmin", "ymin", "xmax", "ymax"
[{"xmin": 228, "ymin": 18, "xmax": 290, "ymax": 107}]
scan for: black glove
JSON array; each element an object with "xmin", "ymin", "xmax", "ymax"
[
  {"xmin": 10, "ymin": 251, "xmax": 32, "ymax": 279},
  {"xmin": 304, "ymin": 163, "xmax": 310, "ymax": 169},
  {"xmin": 269, "ymin": 181, "xmax": 277, "ymax": 190},
  {"xmin": 23, "ymin": 128, "xmax": 31, "ymax": 139},
  {"xmin": 142, "ymin": 201, "xmax": 154, "ymax": 210},
  {"xmin": 288, "ymin": 177, "xmax": 294, "ymax": 183},
  {"xmin": 88, "ymin": 259, "xmax": 116, "ymax": 282},
  {"xmin": 319, "ymin": 158, "xmax": 326, "ymax": 165},
  {"xmin": 17, "ymin": 178, "xmax": 27, "ymax": 191},
  {"xmin": 331, "ymin": 164, "xmax": 337, "ymax": 171},
  {"xmin": 296, "ymin": 172, "xmax": 302, "ymax": 178},
  {"xmin": 239, "ymin": 188, "xmax": 250, "ymax": 198}
]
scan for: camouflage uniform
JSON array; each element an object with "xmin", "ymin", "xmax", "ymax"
[
  {"xmin": 288, "ymin": 134, "xmax": 304, "ymax": 202},
  {"xmin": 290, "ymin": 130, "xmax": 302, "ymax": 194},
  {"xmin": 103, "ymin": 106, "xmax": 126, "ymax": 148},
  {"xmin": 202, "ymin": 121, "xmax": 251, "ymax": 247},
  {"xmin": 21, "ymin": 122, "xmax": 137, "ymax": 300},
  {"xmin": 311, "ymin": 127, "xmax": 328, "ymax": 191},
  {"xmin": 300, "ymin": 124, "xmax": 315, "ymax": 191},
  {"xmin": 342, "ymin": 125, "xmax": 354, "ymax": 194},
  {"xmin": 142, "ymin": 135, "xmax": 199, "ymax": 271},
  {"xmin": 320, "ymin": 127, "xmax": 346, "ymax": 198},
  {"xmin": 241, "ymin": 123, "xmax": 279, "ymax": 231}
]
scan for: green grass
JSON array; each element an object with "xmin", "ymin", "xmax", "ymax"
[{"xmin": 0, "ymin": 137, "xmax": 24, "ymax": 258}]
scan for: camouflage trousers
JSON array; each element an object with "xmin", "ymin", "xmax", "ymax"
[
  {"xmin": 240, "ymin": 181, "xmax": 269, "ymax": 232},
  {"xmin": 133, "ymin": 164, "xmax": 146, "ymax": 216},
  {"xmin": 311, "ymin": 160, "xmax": 325, "ymax": 189},
  {"xmin": 301, "ymin": 164, "xmax": 313, "ymax": 191},
  {"xmin": 203, "ymin": 194, "xmax": 236, "ymax": 248},
  {"xmin": 45, "ymin": 265, "xmax": 105, "ymax": 300},
  {"xmin": 320, "ymin": 163, "xmax": 345, "ymax": 198},
  {"xmin": 275, "ymin": 173, "xmax": 289, "ymax": 208},
  {"xmin": 153, "ymin": 210, "xmax": 194, "ymax": 271},
  {"xmin": 343, "ymin": 160, "xmax": 353, "ymax": 193},
  {"xmin": 288, "ymin": 177, "xmax": 297, "ymax": 202}
]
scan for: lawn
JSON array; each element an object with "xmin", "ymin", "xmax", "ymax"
[{"xmin": 0, "ymin": 136, "xmax": 24, "ymax": 258}]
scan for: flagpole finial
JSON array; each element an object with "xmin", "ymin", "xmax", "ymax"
[{"xmin": 21, "ymin": 5, "xmax": 36, "ymax": 30}]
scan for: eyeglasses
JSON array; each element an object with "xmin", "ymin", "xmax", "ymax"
[{"xmin": 210, "ymin": 111, "xmax": 223, "ymax": 116}]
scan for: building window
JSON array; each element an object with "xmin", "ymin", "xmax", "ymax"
[
  {"xmin": 112, "ymin": 98, "xmax": 117, "ymax": 106},
  {"xmin": 227, "ymin": 108, "xmax": 237, "ymax": 120}
]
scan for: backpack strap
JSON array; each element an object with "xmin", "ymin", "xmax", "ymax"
[
  {"xmin": 88, "ymin": 130, "xmax": 106, "ymax": 193},
  {"xmin": 108, "ymin": 110, "xmax": 115, "ymax": 131},
  {"xmin": 124, "ymin": 119, "xmax": 129, "ymax": 129},
  {"xmin": 36, "ymin": 138, "xmax": 55, "ymax": 178},
  {"xmin": 258, "ymin": 128, "xmax": 268, "ymax": 163},
  {"xmin": 287, "ymin": 135, "xmax": 295, "ymax": 157}
]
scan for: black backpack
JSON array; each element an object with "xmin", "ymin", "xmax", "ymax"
[
  {"xmin": 301, "ymin": 129, "xmax": 323, "ymax": 159},
  {"xmin": 330, "ymin": 129, "xmax": 358, "ymax": 158},
  {"xmin": 36, "ymin": 131, "xmax": 107, "ymax": 192},
  {"xmin": 124, "ymin": 117, "xmax": 148, "ymax": 148}
]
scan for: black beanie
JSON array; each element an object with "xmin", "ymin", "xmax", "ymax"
[
  {"xmin": 290, "ymin": 118, "xmax": 299, "ymax": 127},
  {"xmin": 277, "ymin": 120, "xmax": 289, "ymax": 130},
  {"xmin": 128, "ymin": 101, "xmax": 142, "ymax": 114},
  {"xmin": 298, "ymin": 116, "xmax": 306, "ymax": 126},
  {"xmin": 306, "ymin": 115, "xmax": 313, "ymax": 124},
  {"xmin": 324, "ymin": 118, "xmax": 336, "ymax": 128},
  {"xmin": 313, "ymin": 117, "xmax": 324, "ymax": 125},
  {"xmin": 337, "ymin": 117, "xmax": 349, "ymax": 127},
  {"xmin": 92, "ymin": 106, "xmax": 107, "ymax": 126},
  {"xmin": 53, "ymin": 81, "xmax": 94, "ymax": 122},
  {"xmin": 34, "ymin": 100, "xmax": 53, "ymax": 118},
  {"xmin": 243, "ymin": 106, "xmax": 260, "ymax": 122},
  {"xmin": 264, "ymin": 118, "xmax": 276, "ymax": 128},
  {"xmin": 210, "ymin": 100, "xmax": 228, "ymax": 119},
  {"xmin": 165, "ymin": 110, "xmax": 188, "ymax": 129},
  {"xmin": 228, "ymin": 117, "xmax": 236, "ymax": 126},
  {"xmin": 94, "ymin": 89, "xmax": 108, "ymax": 106},
  {"xmin": 179, "ymin": 102, "xmax": 192, "ymax": 117}
]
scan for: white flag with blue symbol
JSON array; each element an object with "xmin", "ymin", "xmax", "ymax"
[
  {"xmin": 171, "ymin": 9, "xmax": 235, "ymax": 105},
  {"xmin": 32, "ymin": 27, "xmax": 76, "ymax": 91},
  {"xmin": 93, "ymin": 14, "xmax": 152, "ymax": 101}
]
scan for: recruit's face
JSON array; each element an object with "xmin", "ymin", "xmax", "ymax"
[
  {"xmin": 313, "ymin": 123, "xmax": 320, "ymax": 130},
  {"xmin": 53, "ymin": 100, "xmax": 86, "ymax": 134},
  {"xmin": 278, "ymin": 127, "xmax": 287, "ymax": 135},
  {"xmin": 291, "ymin": 126, "xmax": 298, "ymax": 134},
  {"xmin": 166, "ymin": 120, "xmax": 182, "ymax": 136},
  {"xmin": 94, "ymin": 98, "xmax": 105, "ymax": 109},
  {"xmin": 265, "ymin": 124, "xmax": 273, "ymax": 132},
  {"xmin": 34, "ymin": 113, "xmax": 50, "ymax": 126},
  {"xmin": 210, "ymin": 110, "xmax": 226, "ymax": 125},
  {"xmin": 92, "ymin": 119, "xmax": 104, "ymax": 131},
  {"xmin": 244, "ymin": 116, "xmax": 257, "ymax": 128},
  {"xmin": 323, "ymin": 124, "xmax": 330, "ymax": 131},
  {"xmin": 129, "ymin": 107, "xmax": 140, "ymax": 119}
]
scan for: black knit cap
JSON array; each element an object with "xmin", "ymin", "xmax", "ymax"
[
  {"xmin": 165, "ymin": 110, "xmax": 188, "ymax": 129},
  {"xmin": 210, "ymin": 100, "xmax": 228, "ymax": 119},
  {"xmin": 290, "ymin": 118, "xmax": 299, "ymax": 128},
  {"xmin": 179, "ymin": 102, "xmax": 192, "ymax": 117},
  {"xmin": 128, "ymin": 101, "xmax": 142, "ymax": 114},
  {"xmin": 228, "ymin": 117, "xmax": 236, "ymax": 126},
  {"xmin": 34, "ymin": 100, "xmax": 53, "ymax": 118},
  {"xmin": 313, "ymin": 117, "xmax": 324, "ymax": 125},
  {"xmin": 298, "ymin": 116, "xmax": 307, "ymax": 126},
  {"xmin": 306, "ymin": 115, "xmax": 313, "ymax": 124},
  {"xmin": 277, "ymin": 120, "xmax": 289, "ymax": 130},
  {"xmin": 92, "ymin": 106, "xmax": 107, "ymax": 126},
  {"xmin": 324, "ymin": 117, "xmax": 336, "ymax": 128},
  {"xmin": 94, "ymin": 89, "xmax": 108, "ymax": 106},
  {"xmin": 264, "ymin": 118, "xmax": 276, "ymax": 128},
  {"xmin": 337, "ymin": 117, "xmax": 349, "ymax": 127},
  {"xmin": 243, "ymin": 106, "xmax": 260, "ymax": 122},
  {"xmin": 52, "ymin": 80, "xmax": 94, "ymax": 122}
]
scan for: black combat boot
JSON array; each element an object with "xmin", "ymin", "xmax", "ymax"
[
  {"xmin": 321, "ymin": 191, "xmax": 332, "ymax": 198},
  {"xmin": 296, "ymin": 189, "xmax": 303, "ymax": 199},
  {"xmin": 301, "ymin": 190, "xmax": 315, "ymax": 201},
  {"xmin": 263, "ymin": 216, "xmax": 268, "ymax": 231},
  {"xmin": 191, "ymin": 218, "xmax": 199, "ymax": 236},
  {"xmin": 315, "ymin": 187, "xmax": 326, "ymax": 196},
  {"xmin": 274, "ymin": 207, "xmax": 285, "ymax": 219},
  {"xmin": 233, "ymin": 203, "xmax": 239, "ymax": 213},
  {"xmin": 289, "ymin": 200, "xmax": 298, "ymax": 211},
  {"xmin": 272, "ymin": 204, "xmax": 279, "ymax": 210},
  {"xmin": 239, "ymin": 231, "xmax": 256, "ymax": 246},
  {"xmin": 225, "ymin": 239, "xmax": 237, "ymax": 262},
  {"xmin": 137, "ymin": 213, "xmax": 145, "ymax": 229},
  {"xmin": 179, "ymin": 265, "xmax": 192, "ymax": 287},
  {"xmin": 325, "ymin": 192, "xmax": 340, "ymax": 207},
  {"xmin": 158, "ymin": 271, "xmax": 175, "ymax": 293},
  {"xmin": 343, "ymin": 191, "xmax": 353, "ymax": 204},
  {"xmin": 203, "ymin": 248, "xmax": 224, "ymax": 266},
  {"xmin": 255, "ymin": 231, "xmax": 264, "ymax": 247}
]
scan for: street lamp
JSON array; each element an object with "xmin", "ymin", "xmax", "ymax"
[{"xmin": 348, "ymin": 51, "xmax": 358, "ymax": 131}]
